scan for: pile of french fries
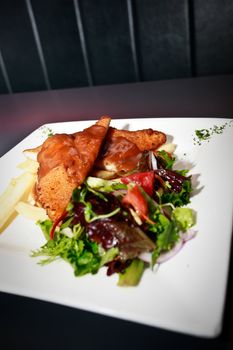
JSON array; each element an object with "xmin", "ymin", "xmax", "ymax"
[{"xmin": 0, "ymin": 153, "xmax": 48, "ymax": 232}]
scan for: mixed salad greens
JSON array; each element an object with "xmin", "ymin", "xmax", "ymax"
[{"xmin": 32, "ymin": 150, "xmax": 195, "ymax": 286}]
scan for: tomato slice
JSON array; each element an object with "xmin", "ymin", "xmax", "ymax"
[
  {"xmin": 121, "ymin": 171, "xmax": 155, "ymax": 196},
  {"xmin": 122, "ymin": 184, "xmax": 148, "ymax": 218}
]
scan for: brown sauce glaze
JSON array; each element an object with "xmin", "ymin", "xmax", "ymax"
[
  {"xmin": 96, "ymin": 136, "xmax": 144, "ymax": 174},
  {"xmin": 37, "ymin": 125, "xmax": 108, "ymax": 183}
]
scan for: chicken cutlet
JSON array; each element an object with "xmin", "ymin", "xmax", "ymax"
[
  {"xmin": 106, "ymin": 127, "xmax": 166, "ymax": 151},
  {"xmin": 36, "ymin": 116, "xmax": 111, "ymax": 222},
  {"xmin": 95, "ymin": 126, "xmax": 166, "ymax": 176}
]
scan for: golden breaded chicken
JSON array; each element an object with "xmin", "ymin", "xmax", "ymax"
[
  {"xmin": 95, "ymin": 136, "xmax": 143, "ymax": 175},
  {"xmin": 36, "ymin": 116, "xmax": 111, "ymax": 222},
  {"xmin": 95, "ymin": 126, "xmax": 166, "ymax": 175},
  {"xmin": 106, "ymin": 127, "xmax": 166, "ymax": 151}
]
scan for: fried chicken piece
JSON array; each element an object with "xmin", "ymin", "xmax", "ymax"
[
  {"xmin": 95, "ymin": 136, "xmax": 146, "ymax": 175},
  {"xmin": 106, "ymin": 127, "xmax": 166, "ymax": 152},
  {"xmin": 36, "ymin": 116, "xmax": 111, "ymax": 222},
  {"xmin": 94, "ymin": 126, "xmax": 166, "ymax": 176}
]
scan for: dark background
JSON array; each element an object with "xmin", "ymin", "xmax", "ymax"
[{"xmin": 0, "ymin": 0, "xmax": 233, "ymax": 94}]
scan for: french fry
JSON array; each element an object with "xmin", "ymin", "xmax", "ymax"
[
  {"xmin": 15, "ymin": 201, "xmax": 48, "ymax": 221},
  {"xmin": 23, "ymin": 147, "xmax": 40, "ymax": 161},
  {"xmin": 17, "ymin": 159, "xmax": 39, "ymax": 174},
  {"xmin": 0, "ymin": 172, "xmax": 35, "ymax": 230}
]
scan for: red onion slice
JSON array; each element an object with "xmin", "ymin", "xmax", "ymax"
[
  {"xmin": 180, "ymin": 229, "xmax": 197, "ymax": 242},
  {"xmin": 139, "ymin": 229, "xmax": 197, "ymax": 265},
  {"xmin": 139, "ymin": 252, "xmax": 151, "ymax": 263},
  {"xmin": 149, "ymin": 151, "xmax": 158, "ymax": 170},
  {"xmin": 157, "ymin": 239, "xmax": 184, "ymax": 264},
  {"xmin": 157, "ymin": 229, "xmax": 197, "ymax": 264}
]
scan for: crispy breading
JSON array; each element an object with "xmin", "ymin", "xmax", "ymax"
[
  {"xmin": 106, "ymin": 127, "xmax": 166, "ymax": 151},
  {"xmin": 36, "ymin": 165, "xmax": 76, "ymax": 221},
  {"xmin": 94, "ymin": 126, "xmax": 166, "ymax": 176},
  {"xmin": 95, "ymin": 136, "xmax": 143, "ymax": 174},
  {"xmin": 36, "ymin": 116, "xmax": 111, "ymax": 222},
  {"xmin": 35, "ymin": 117, "xmax": 166, "ymax": 221}
]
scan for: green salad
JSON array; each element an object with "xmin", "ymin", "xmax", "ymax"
[{"xmin": 32, "ymin": 150, "xmax": 196, "ymax": 286}]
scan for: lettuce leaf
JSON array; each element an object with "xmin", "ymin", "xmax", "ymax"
[
  {"xmin": 161, "ymin": 179, "xmax": 192, "ymax": 207},
  {"xmin": 32, "ymin": 223, "xmax": 102, "ymax": 276},
  {"xmin": 118, "ymin": 259, "xmax": 145, "ymax": 286},
  {"xmin": 156, "ymin": 150, "xmax": 176, "ymax": 169},
  {"xmin": 149, "ymin": 214, "xmax": 180, "ymax": 265},
  {"xmin": 172, "ymin": 207, "xmax": 195, "ymax": 231},
  {"xmin": 86, "ymin": 177, "xmax": 127, "ymax": 192}
]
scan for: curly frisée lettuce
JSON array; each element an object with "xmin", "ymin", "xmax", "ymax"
[
  {"xmin": 32, "ymin": 221, "xmax": 119, "ymax": 276},
  {"xmin": 32, "ymin": 149, "xmax": 196, "ymax": 286}
]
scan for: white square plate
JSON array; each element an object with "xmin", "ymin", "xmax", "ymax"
[{"xmin": 0, "ymin": 118, "xmax": 233, "ymax": 337}]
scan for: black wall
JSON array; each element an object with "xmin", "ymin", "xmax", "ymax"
[{"xmin": 0, "ymin": 0, "xmax": 232, "ymax": 94}]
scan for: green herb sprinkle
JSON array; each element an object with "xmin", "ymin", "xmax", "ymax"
[{"xmin": 193, "ymin": 120, "xmax": 232, "ymax": 145}]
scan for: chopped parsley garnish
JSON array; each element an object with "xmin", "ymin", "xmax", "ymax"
[
  {"xmin": 193, "ymin": 120, "xmax": 233, "ymax": 145},
  {"xmin": 40, "ymin": 126, "xmax": 54, "ymax": 138}
]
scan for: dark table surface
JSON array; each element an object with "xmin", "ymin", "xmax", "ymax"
[{"xmin": 0, "ymin": 75, "xmax": 233, "ymax": 349}]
